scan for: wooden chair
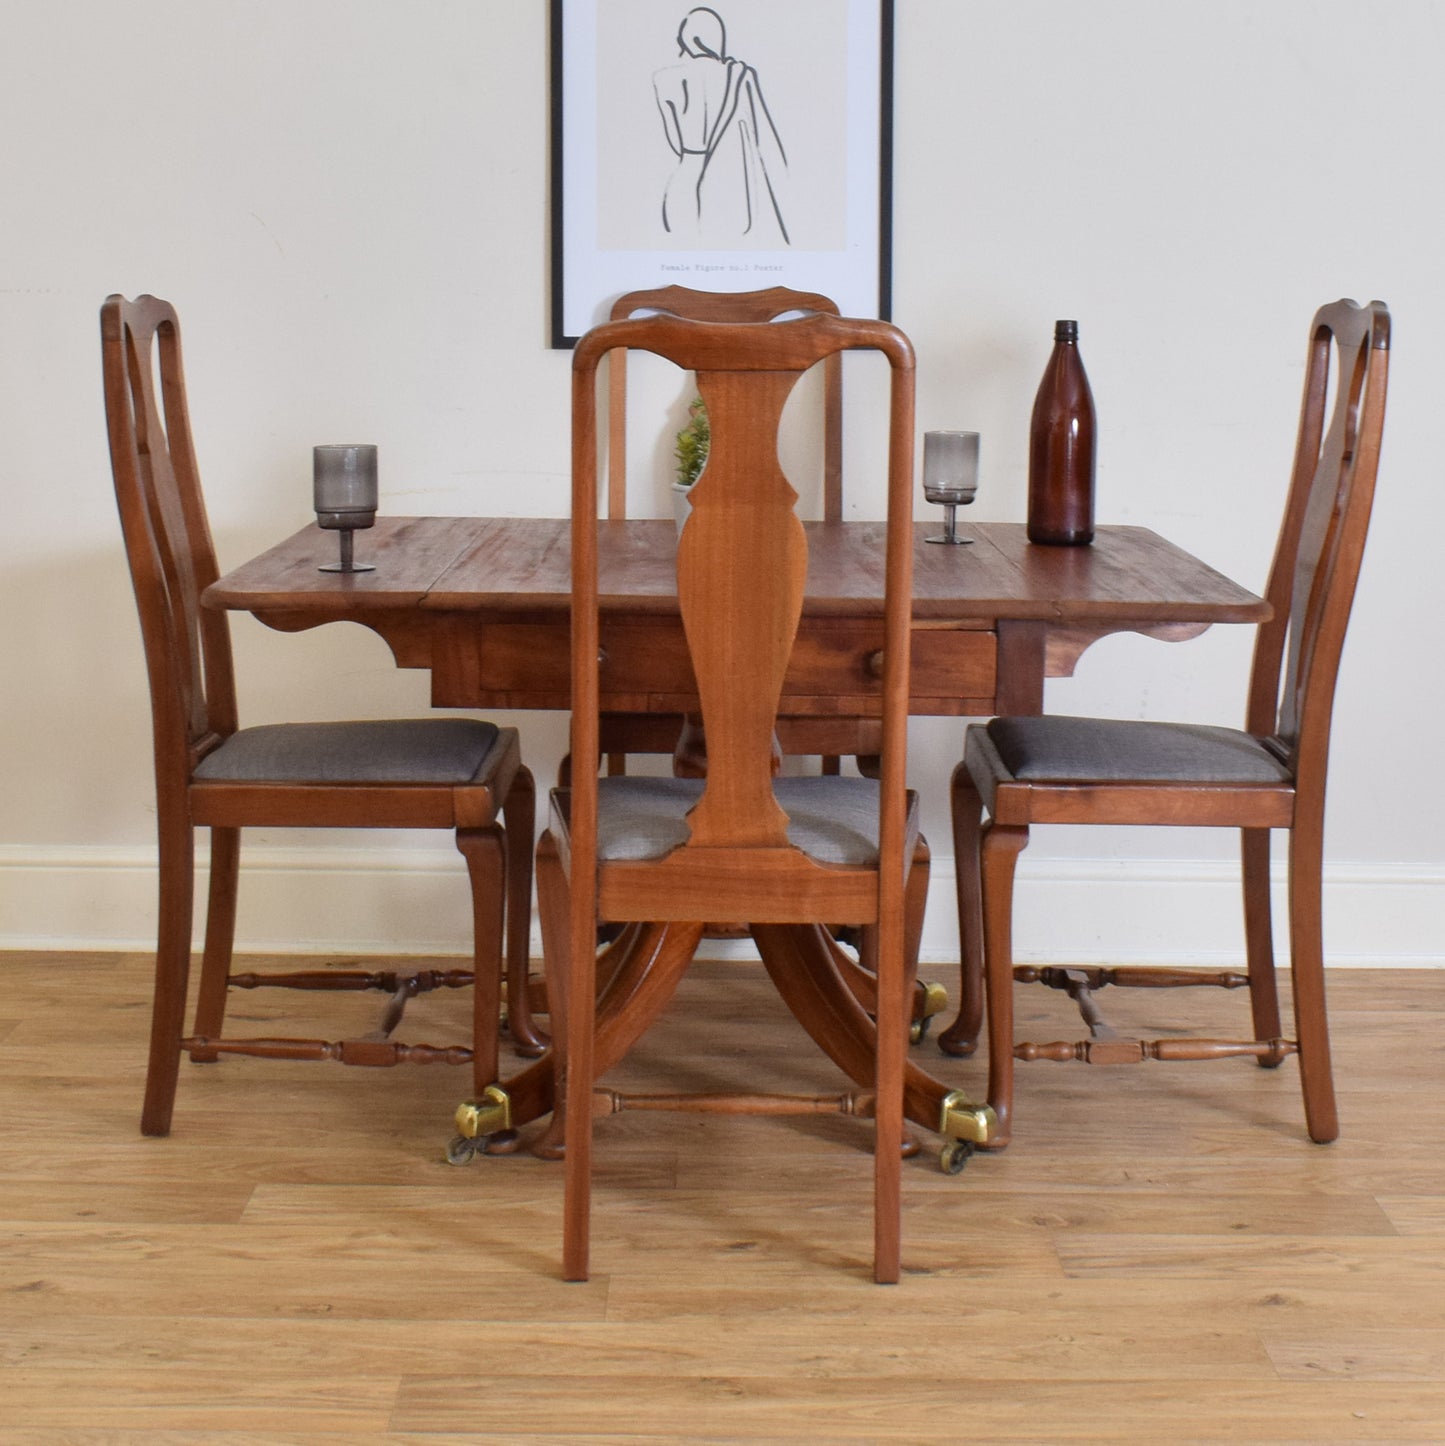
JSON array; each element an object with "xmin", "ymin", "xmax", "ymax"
[
  {"xmin": 102, "ymin": 294, "xmax": 536, "ymax": 1138},
  {"xmin": 539, "ymin": 310, "xmax": 921, "ymax": 1282},
  {"xmin": 942, "ymin": 298, "xmax": 1390, "ymax": 1147}
]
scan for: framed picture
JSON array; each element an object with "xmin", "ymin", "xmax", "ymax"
[{"xmin": 550, "ymin": 0, "xmax": 894, "ymax": 347}]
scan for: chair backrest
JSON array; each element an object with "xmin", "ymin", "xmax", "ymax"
[
  {"xmin": 606, "ymin": 285, "xmax": 845, "ymax": 522},
  {"xmin": 102, "ymin": 295, "xmax": 236, "ymax": 797},
  {"xmin": 1246, "ymin": 299, "xmax": 1390, "ymax": 791},
  {"xmin": 572, "ymin": 310, "xmax": 915, "ymax": 874}
]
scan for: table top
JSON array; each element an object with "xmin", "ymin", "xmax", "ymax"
[{"xmin": 205, "ymin": 517, "xmax": 1268, "ymax": 628}]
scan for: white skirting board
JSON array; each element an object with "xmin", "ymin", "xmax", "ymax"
[{"xmin": 1, "ymin": 842, "xmax": 1441, "ymax": 968}]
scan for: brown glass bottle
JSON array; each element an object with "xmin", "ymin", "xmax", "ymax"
[{"xmin": 1027, "ymin": 319, "xmax": 1095, "ymax": 545}]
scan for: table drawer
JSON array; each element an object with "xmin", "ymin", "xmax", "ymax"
[
  {"xmin": 435, "ymin": 620, "xmax": 693, "ymax": 707},
  {"xmin": 787, "ymin": 621, "xmax": 997, "ymax": 705},
  {"xmin": 431, "ymin": 617, "xmax": 997, "ymax": 714}
]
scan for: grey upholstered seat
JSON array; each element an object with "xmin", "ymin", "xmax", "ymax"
[
  {"xmin": 595, "ymin": 775, "xmax": 888, "ymax": 867},
  {"xmin": 987, "ymin": 716, "xmax": 1293, "ymax": 785},
  {"xmin": 194, "ymin": 719, "xmax": 504, "ymax": 785}
]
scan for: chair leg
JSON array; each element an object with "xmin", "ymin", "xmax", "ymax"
[
  {"xmin": 500, "ymin": 768, "xmax": 546, "ymax": 1057},
  {"xmin": 557, "ymin": 836, "xmax": 596, "ymax": 1282},
  {"xmin": 980, "ymin": 822, "xmax": 1031, "ymax": 1149},
  {"xmin": 873, "ymin": 911, "xmax": 907, "ymax": 1285},
  {"xmin": 141, "ymin": 811, "xmax": 195, "ymax": 1137},
  {"xmin": 456, "ymin": 825, "xmax": 506, "ymax": 1099},
  {"xmin": 535, "ymin": 830, "xmax": 570, "ymax": 1064},
  {"xmin": 536, "ymin": 829, "xmax": 592, "ymax": 1276},
  {"xmin": 189, "ymin": 825, "xmax": 240, "ymax": 1063},
  {"xmin": 849, "ymin": 836, "xmax": 930, "ymax": 1029},
  {"xmin": 904, "ymin": 834, "xmax": 930, "ymax": 1011},
  {"xmin": 1287, "ymin": 816, "xmax": 1339, "ymax": 1144},
  {"xmin": 1241, "ymin": 826, "xmax": 1286, "ymax": 1067},
  {"xmin": 938, "ymin": 761, "xmax": 985, "ymax": 1057}
]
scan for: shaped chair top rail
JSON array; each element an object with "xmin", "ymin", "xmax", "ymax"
[{"xmin": 605, "ymin": 284, "xmax": 847, "ymax": 521}]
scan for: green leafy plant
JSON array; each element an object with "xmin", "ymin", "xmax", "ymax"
[{"xmin": 673, "ymin": 394, "xmax": 710, "ymax": 487}]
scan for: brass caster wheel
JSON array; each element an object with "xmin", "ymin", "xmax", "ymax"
[
  {"xmin": 445, "ymin": 1134, "xmax": 479, "ymax": 1167},
  {"xmin": 455, "ymin": 1085, "xmax": 512, "ymax": 1143},
  {"xmin": 940, "ymin": 1138, "xmax": 974, "ymax": 1175},
  {"xmin": 910, "ymin": 982, "xmax": 947, "ymax": 1044}
]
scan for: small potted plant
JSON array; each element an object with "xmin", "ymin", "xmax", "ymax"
[{"xmin": 672, "ymin": 394, "xmax": 709, "ymax": 530}]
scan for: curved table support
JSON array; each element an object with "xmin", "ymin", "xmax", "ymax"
[
  {"xmin": 480, "ymin": 918, "xmax": 970, "ymax": 1158},
  {"xmin": 751, "ymin": 923, "xmax": 958, "ymax": 1135}
]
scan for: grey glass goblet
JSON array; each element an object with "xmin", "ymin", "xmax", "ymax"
[
  {"xmin": 314, "ymin": 444, "xmax": 378, "ymax": 573},
  {"xmin": 922, "ymin": 430, "xmax": 980, "ymax": 545}
]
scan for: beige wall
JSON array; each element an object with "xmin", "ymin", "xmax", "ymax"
[{"xmin": 2, "ymin": 1, "xmax": 1440, "ymax": 963}]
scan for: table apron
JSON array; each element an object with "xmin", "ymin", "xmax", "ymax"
[{"xmin": 427, "ymin": 616, "xmax": 1000, "ymax": 716}]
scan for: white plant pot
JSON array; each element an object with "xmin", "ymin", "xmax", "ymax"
[{"xmin": 671, "ymin": 480, "xmax": 693, "ymax": 535}]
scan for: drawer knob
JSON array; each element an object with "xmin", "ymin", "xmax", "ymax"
[{"xmin": 865, "ymin": 649, "xmax": 885, "ymax": 679}]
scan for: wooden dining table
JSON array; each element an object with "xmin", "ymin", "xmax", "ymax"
[
  {"xmin": 206, "ymin": 515, "xmax": 1265, "ymax": 711},
  {"xmin": 204, "ymin": 515, "xmax": 1268, "ymax": 1160}
]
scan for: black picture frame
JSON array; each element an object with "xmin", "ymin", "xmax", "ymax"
[{"xmin": 550, "ymin": 0, "xmax": 894, "ymax": 347}]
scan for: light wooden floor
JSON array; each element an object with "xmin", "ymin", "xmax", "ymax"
[{"xmin": 3, "ymin": 950, "xmax": 1444, "ymax": 1442}]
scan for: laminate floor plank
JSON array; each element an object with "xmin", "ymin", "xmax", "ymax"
[
  {"xmin": 0, "ymin": 1222, "xmax": 604, "ymax": 1322},
  {"xmin": 0, "ymin": 1366, "xmax": 397, "ymax": 1432},
  {"xmin": 1053, "ymin": 1234, "xmax": 1445, "ymax": 1283},
  {"xmin": 389, "ymin": 1372, "xmax": 1445, "ymax": 1440},
  {"xmin": 1264, "ymin": 1328, "xmax": 1445, "ymax": 1382},
  {"xmin": 1373, "ymin": 1195, "xmax": 1445, "ymax": 1234},
  {"xmin": 0, "ymin": 1179, "xmax": 255, "ymax": 1224},
  {"xmin": 0, "ymin": 1312, "xmax": 1274, "ymax": 1380}
]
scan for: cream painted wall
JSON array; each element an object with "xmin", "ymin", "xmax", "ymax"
[{"xmin": 2, "ymin": 1, "xmax": 1441, "ymax": 962}]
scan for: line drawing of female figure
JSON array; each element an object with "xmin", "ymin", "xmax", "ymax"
[{"xmin": 652, "ymin": 7, "xmax": 790, "ymax": 246}]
